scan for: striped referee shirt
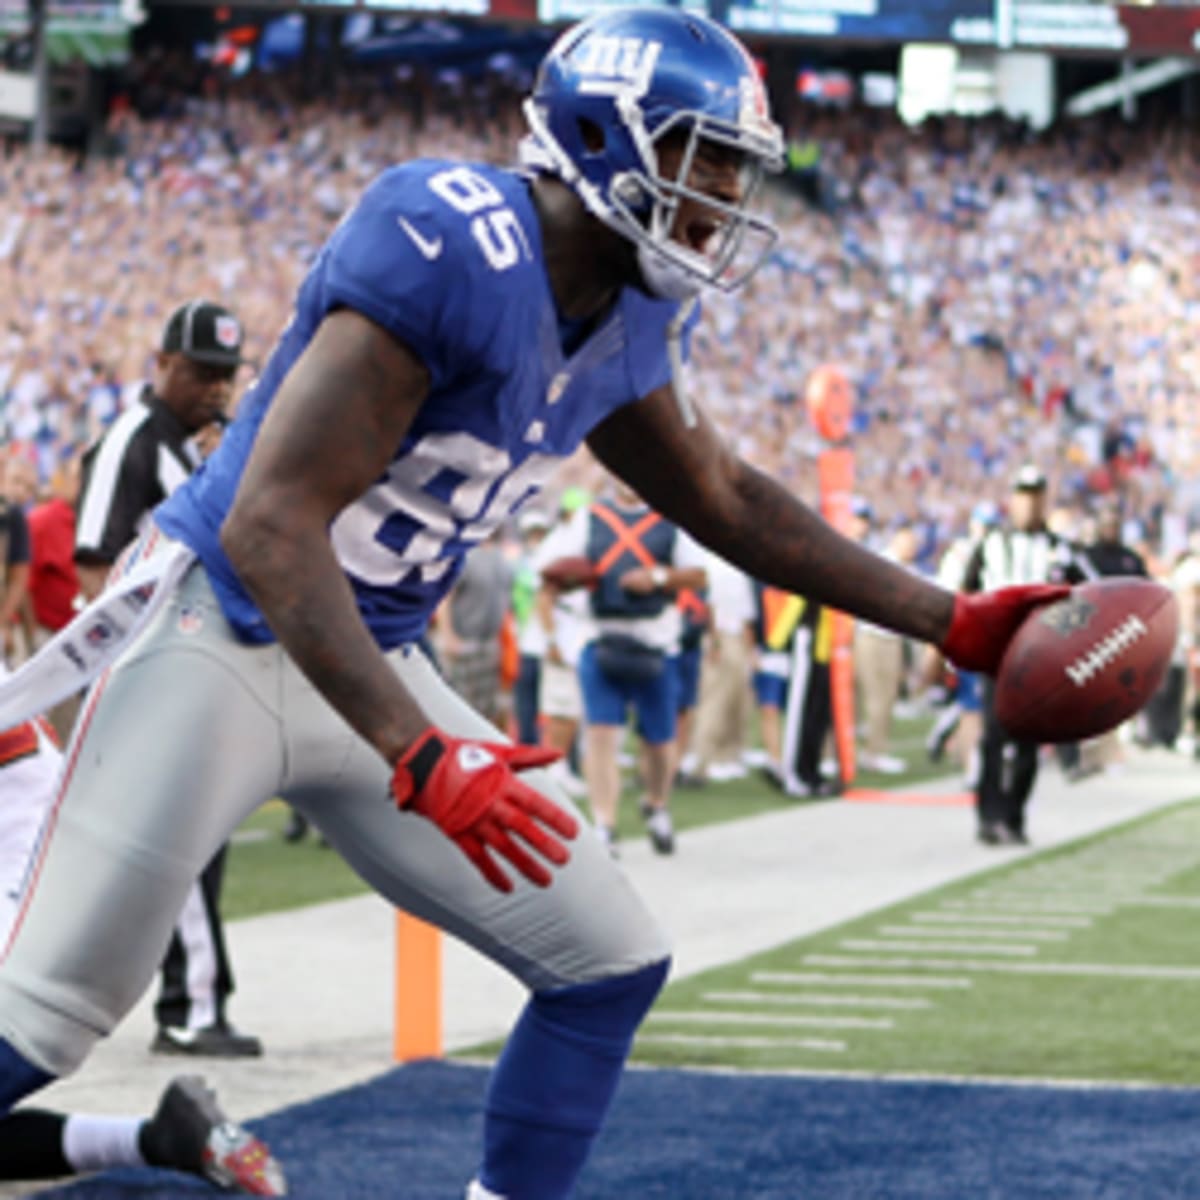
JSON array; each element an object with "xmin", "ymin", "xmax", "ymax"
[
  {"xmin": 961, "ymin": 526, "xmax": 1098, "ymax": 593},
  {"xmin": 75, "ymin": 386, "xmax": 202, "ymax": 566}
]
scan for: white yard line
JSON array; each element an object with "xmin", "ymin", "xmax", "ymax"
[
  {"xmin": 876, "ymin": 924, "xmax": 1068, "ymax": 941},
  {"xmin": 969, "ymin": 885, "xmax": 1147, "ymax": 899},
  {"xmin": 635, "ymin": 1033, "xmax": 847, "ymax": 1051},
  {"xmin": 917, "ymin": 911, "xmax": 1093, "ymax": 927},
  {"xmin": 650, "ymin": 1010, "xmax": 893, "ymax": 1030},
  {"xmin": 984, "ymin": 867, "xmax": 1162, "ymax": 884},
  {"xmin": 951, "ymin": 896, "xmax": 1115, "ymax": 913},
  {"xmin": 751, "ymin": 971, "xmax": 971, "ymax": 990},
  {"xmin": 713, "ymin": 987, "xmax": 931, "ymax": 1010},
  {"xmin": 842, "ymin": 938, "xmax": 1038, "ymax": 957},
  {"xmin": 807, "ymin": 954, "xmax": 1200, "ymax": 980}
]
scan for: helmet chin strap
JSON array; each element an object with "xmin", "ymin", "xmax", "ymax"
[
  {"xmin": 636, "ymin": 241, "xmax": 705, "ymax": 302},
  {"xmin": 630, "ymin": 176, "xmax": 709, "ymax": 301}
]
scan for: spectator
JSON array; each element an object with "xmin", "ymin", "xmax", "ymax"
[
  {"xmin": 854, "ymin": 522, "xmax": 921, "ymax": 774},
  {"xmin": 685, "ymin": 550, "xmax": 756, "ymax": 785},
  {"xmin": 1170, "ymin": 532, "xmax": 1200, "ymax": 759},
  {"xmin": 0, "ymin": 457, "xmax": 31, "ymax": 668},
  {"xmin": 437, "ymin": 530, "xmax": 515, "ymax": 731},
  {"xmin": 669, "ymin": 582, "xmax": 710, "ymax": 788},
  {"xmin": 531, "ymin": 490, "xmax": 592, "ymax": 801},
  {"xmin": 512, "ymin": 508, "xmax": 553, "ymax": 747},
  {"xmin": 24, "ymin": 454, "xmax": 81, "ymax": 742},
  {"xmin": 924, "ymin": 499, "xmax": 1001, "ymax": 783},
  {"xmin": 0, "ymin": 81, "xmax": 1197, "ymax": 556},
  {"xmin": 1067, "ymin": 500, "xmax": 1148, "ymax": 776},
  {"xmin": 780, "ymin": 595, "xmax": 841, "ymax": 799},
  {"xmin": 554, "ymin": 481, "xmax": 707, "ymax": 855},
  {"xmin": 749, "ymin": 579, "xmax": 804, "ymax": 787}
]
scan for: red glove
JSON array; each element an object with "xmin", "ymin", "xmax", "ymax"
[
  {"xmin": 391, "ymin": 729, "xmax": 578, "ymax": 893},
  {"xmin": 940, "ymin": 585, "xmax": 1070, "ymax": 675}
]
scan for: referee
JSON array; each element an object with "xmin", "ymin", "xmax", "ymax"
[
  {"xmin": 960, "ymin": 465, "xmax": 1095, "ymax": 846},
  {"xmin": 75, "ymin": 300, "xmax": 261, "ymax": 1058}
]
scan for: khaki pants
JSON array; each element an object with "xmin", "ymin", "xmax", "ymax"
[
  {"xmin": 692, "ymin": 632, "xmax": 750, "ymax": 772},
  {"xmin": 855, "ymin": 629, "xmax": 903, "ymax": 757},
  {"xmin": 1079, "ymin": 729, "xmax": 1121, "ymax": 773}
]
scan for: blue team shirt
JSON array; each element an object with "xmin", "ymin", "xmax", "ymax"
[{"xmin": 157, "ymin": 160, "xmax": 696, "ymax": 649}]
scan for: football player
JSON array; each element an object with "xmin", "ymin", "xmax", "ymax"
[{"xmin": 0, "ymin": 10, "xmax": 1063, "ymax": 1199}]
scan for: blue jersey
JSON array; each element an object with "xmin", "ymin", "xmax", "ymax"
[{"xmin": 157, "ymin": 160, "xmax": 696, "ymax": 649}]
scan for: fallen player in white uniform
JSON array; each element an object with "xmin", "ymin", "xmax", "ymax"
[{"xmin": 0, "ymin": 701, "xmax": 286, "ymax": 1195}]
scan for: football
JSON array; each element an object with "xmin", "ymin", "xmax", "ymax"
[
  {"xmin": 540, "ymin": 555, "xmax": 599, "ymax": 591},
  {"xmin": 994, "ymin": 578, "xmax": 1178, "ymax": 743}
]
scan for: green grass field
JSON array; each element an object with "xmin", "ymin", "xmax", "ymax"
[
  {"xmin": 227, "ymin": 725, "xmax": 1200, "ymax": 1088},
  {"xmin": 635, "ymin": 801, "xmax": 1200, "ymax": 1085},
  {"xmin": 222, "ymin": 802, "xmax": 369, "ymax": 920},
  {"xmin": 223, "ymin": 712, "xmax": 959, "ymax": 919}
]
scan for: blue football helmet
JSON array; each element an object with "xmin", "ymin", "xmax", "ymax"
[{"xmin": 521, "ymin": 7, "xmax": 784, "ymax": 300}]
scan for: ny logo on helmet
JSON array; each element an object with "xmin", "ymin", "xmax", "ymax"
[
  {"xmin": 738, "ymin": 74, "xmax": 774, "ymax": 137},
  {"xmin": 575, "ymin": 36, "xmax": 662, "ymax": 99}
]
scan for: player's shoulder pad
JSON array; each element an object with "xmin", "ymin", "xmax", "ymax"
[
  {"xmin": 333, "ymin": 160, "xmax": 540, "ymax": 364},
  {"xmin": 362, "ymin": 160, "xmax": 538, "ymax": 278},
  {"xmin": 322, "ymin": 160, "xmax": 538, "ymax": 381},
  {"xmin": 326, "ymin": 160, "xmax": 465, "ymax": 291}
]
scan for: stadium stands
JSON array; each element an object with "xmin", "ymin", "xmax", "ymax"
[{"xmin": 0, "ymin": 62, "xmax": 1195, "ymax": 560}]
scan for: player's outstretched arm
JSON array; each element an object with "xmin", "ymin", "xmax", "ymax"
[
  {"xmin": 586, "ymin": 385, "xmax": 1060, "ymax": 666},
  {"xmin": 221, "ymin": 308, "xmax": 436, "ymax": 763}
]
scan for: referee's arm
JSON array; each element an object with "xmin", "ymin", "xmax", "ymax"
[
  {"xmin": 74, "ymin": 431, "xmax": 159, "ymax": 600},
  {"xmin": 1055, "ymin": 538, "xmax": 1100, "ymax": 585},
  {"xmin": 960, "ymin": 536, "xmax": 988, "ymax": 594}
]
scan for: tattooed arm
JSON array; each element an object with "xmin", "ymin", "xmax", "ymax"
[
  {"xmin": 586, "ymin": 386, "xmax": 955, "ymax": 646},
  {"xmin": 221, "ymin": 308, "xmax": 431, "ymax": 764}
]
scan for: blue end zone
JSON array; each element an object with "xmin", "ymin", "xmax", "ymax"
[{"xmin": 30, "ymin": 1061, "xmax": 1200, "ymax": 1198}]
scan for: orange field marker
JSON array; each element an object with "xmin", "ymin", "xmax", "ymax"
[{"xmin": 394, "ymin": 911, "xmax": 443, "ymax": 1061}]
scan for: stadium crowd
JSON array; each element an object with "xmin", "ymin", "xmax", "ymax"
[
  {"xmin": 0, "ymin": 55, "xmax": 1197, "ymax": 848},
  {"xmin": 0, "ymin": 60, "xmax": 1195, "ymax": 549}
]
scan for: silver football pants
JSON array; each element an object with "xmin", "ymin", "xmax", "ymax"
[{"xmin": 0, "ymin": 537, "xmax": 669, "ymax": 1076}]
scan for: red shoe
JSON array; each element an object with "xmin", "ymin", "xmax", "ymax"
[{"xmin": 142, "ymin": 1075, "xmax": 288, "ymax": 1195}]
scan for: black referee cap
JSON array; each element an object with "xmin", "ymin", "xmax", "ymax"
[{"xmin": 161, "ymin": 301, "xmax": 247, "ymax": 369}]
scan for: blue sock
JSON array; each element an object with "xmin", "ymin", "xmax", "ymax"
[
  {"xmin": 480, "ymin": 958, "xmax": 669, "ymax": 1200},
  {"xmin": 0, "ymin": 1037, "xmax": 53, "ymax": 1113}
]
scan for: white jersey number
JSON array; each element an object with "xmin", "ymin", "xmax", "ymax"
[
  {"xmin": 428, "ymin": 166, "xmax": 530, "ymax": 273},
  {"xmin": 331, "ymin": 431, "xmax": 558, "ymax": 587}
]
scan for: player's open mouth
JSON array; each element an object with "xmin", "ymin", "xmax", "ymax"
[{"xmin": 684, "ymin": 218, "xmax": 722, "ymax": 255}]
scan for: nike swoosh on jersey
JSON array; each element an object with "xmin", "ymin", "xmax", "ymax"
[{"xmin": 397, "ymin": 215, "xmax": 443, "ymax": 260}]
